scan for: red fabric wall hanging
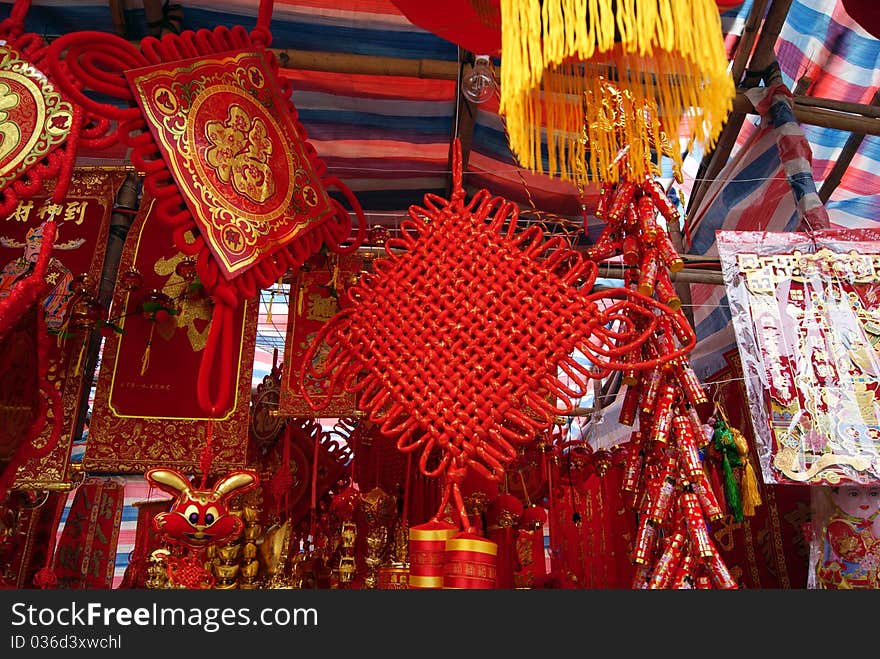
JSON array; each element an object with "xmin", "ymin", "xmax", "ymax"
[
  {"xmin": 53, "ymin": 477, "xmax": 124, "ymax": 588},
  {"xmin": 0, "ymin": 168, "xmax": 129, "ymax": 490},
  {"xmin": 85, "ymin": 189, "xmax": 258, "ymax": 474},
  {"xmin": 548, "ymin": 450, "xmax": 636, "ymax": 589},
  {"xmin": 280, "ymin": 252, "xmax": 363, "ymax": 417},
  {"xmin": 0, "ymin": 304, "xmax": 40, "ymax": 487},
  {"xmin": 45, "ymin": 1, "xmax": 365, "ymax": 418}
]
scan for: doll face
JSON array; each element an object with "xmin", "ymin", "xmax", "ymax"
[{"xmin": 831, "ymin": 486, "xmax": 880, "ymax": 519}]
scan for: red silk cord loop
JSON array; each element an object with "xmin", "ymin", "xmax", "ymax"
[{"xmin": 197, "ymin": 303, "xmax": 236, "ymax": 419}]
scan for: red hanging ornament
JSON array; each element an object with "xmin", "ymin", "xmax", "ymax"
[{"xmin": 301, "ymin": 139, "xmax": 694, "ymax": 530}]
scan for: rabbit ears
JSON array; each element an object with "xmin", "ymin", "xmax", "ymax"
[{"xmin": 145, "ymin": 467, "xmax": 259, "ymax": 499}]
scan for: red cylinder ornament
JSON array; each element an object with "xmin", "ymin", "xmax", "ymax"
[
  {"xmin": 633, "ymin": 516, "xmax": 658, "ymax": 566},
  {"xmin": 637, "ymin": 194, "xmax": 659, "ymax": 242},
  {"xmin": 671, "ymin": 553, "xmax": 696, "ymax": 589},
  {"xmin": 638, "ymin": 247, "xmax": 660, "ymax": 296},
  {"xmin": 409, "ymin": 520, "xmax": 457, "ymax": 589},
  {"xmin": 622, "ymin": 432, "xmax": 645, "ymax": 493},
  {"xmin": 682, "ymin": 491, "xmax": 714, "ymax": 559},
  {"xmin": 607, "ymin": 181, "xmax": 637, "ymax": 223},
  {"xmin": 442, "ymin": 532, "xmax": 498, "ymax": 589},
  {"xmin": 618, "ymin": 383, "xmax": 641, "ymax": 426},
  {"xmin": 654, "ymin": 269, "xmax": 681, "ymax": 312},
  {"xmin": 640, "ymin": 368, "xmax": 665, "ymax": 414},
  {"xmin": 691, "ymin": 476, "xmax": 724, "ymax": 522}
]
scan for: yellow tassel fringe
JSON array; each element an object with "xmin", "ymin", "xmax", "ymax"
[
  {"xmin": 731, "ymin": 426, "xmax": 763, "ymax": 517},
  {"xmin": 499, "ymin": 0, "xmax": 735, "ymax": 184}
]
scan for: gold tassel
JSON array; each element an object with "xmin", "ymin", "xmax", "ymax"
[
  {"xmin": 296, "ymin": 283, "xmax": 305, "ymax": 316},
  {"xmin": 499, "ymin": 0, "xmax": 734, "ymax": 183},
  {"xmin": 731, "ymin": 426, "xmax": 763, "ymax": 517},
  {"xmin": 140, "ymin": 324, "xmax": 155, "ymax": 377},
  {"xmin": 265, "ymin": 292, "xmax": 275, "ymax": 325},
  {"xmin": 73, "ymin": 343, "xmax": 85, "ymax": 377}
]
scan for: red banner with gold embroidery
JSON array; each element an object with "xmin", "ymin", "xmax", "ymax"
[
  {"xmin": 0, "ymin": 168, "xmax": 127, "ymax": 489},
  {"xmin": 0, "ymin": 491, "xmax": 67, "ymax": 588},
  {"xmin": 53, "ymin": 477, "xmax": 124, "ymax": 589},
  {"xmin": 280, "ymin": 252, "xmax": 362, "ymax": 416},
  {"xmin": 85, "ymin": 191, "xmax": 258, "ymax": 474},
  {"xmin": 126, "ymin": 51, "xmax": 336, "ymax": 281}
]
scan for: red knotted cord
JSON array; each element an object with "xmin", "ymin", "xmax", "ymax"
[{"xmin": 300, "ymin": 140, "xmax": 695, "ymax": 524}]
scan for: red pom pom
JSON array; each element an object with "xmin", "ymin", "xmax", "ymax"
[
  {"xmin": 153, "ymin": 308, "xmax": 170, "ymax": 324},
  {"xmin": 33, "ymin": 567, "xmax": 58, "ymax": 589}
]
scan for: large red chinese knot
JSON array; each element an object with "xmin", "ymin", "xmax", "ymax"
[{"xmin": 301, "ymin": 140, "xmax": 695, "ymax": 530}]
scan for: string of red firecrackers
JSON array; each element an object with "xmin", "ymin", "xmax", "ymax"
[{"xmin": 585, "ymin": 170, "xmax": 754, "ymax": 589}]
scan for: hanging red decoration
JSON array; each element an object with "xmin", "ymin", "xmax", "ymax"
[
  {"xmin": 45, "ymin": 0, "xmax": 365, "ymax": 417},
  {"xmin": 301, "ymin": 139, "xmax": 694, "ymax": 532}
]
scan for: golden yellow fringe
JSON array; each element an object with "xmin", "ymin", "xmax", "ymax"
[
  {"xmin": 731, "ymin": 426, "xmax": 763, "ymax": 517},
  {"xmin": 140, "ymin": 324, "xmax": 154, "ymax": 377},
  {"xmin": 296, "ymin": 283, "xmax": 305, "ymax": 316},
  {"xmin": 499, "ymin": 0, "xmax": 735, "ymax": 183}
]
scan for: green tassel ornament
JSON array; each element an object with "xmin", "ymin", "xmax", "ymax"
[{"xmin": 713, "ymin": 418, "xmax": 744, "ymax": 523}]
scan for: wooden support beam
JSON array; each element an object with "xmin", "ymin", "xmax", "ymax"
[
  {"xmin": 687, "ymin": 0, "xmax": 793, "ymax": 222},
  {"xmin": 273, "ymin": 49, "xmax": 459, "ymax": 80},
  {"xmin": 595, "ymin": 264, "xmax": 724, "ymax": 286},
  {"xmin": 730, "ymin": 0, "xmax": 771, "ymax": 85},
  {"xmin": 730, "ymin": 90, "xmax": 880, "ymax": 136},
  {"xmin": 818, "ymin": 88, "xmax": 880, "ymax": 203}
]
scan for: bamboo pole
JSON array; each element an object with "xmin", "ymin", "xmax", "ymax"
[
  {"xmin": 594, "ymin": 264, "xmax": 724, "ymax": 286},
  {"xmin": 818, "ymin": 90, "xmax": 880, "ymax": 203},
  {"xmin": 687, "ymin": 0, "xmax": 794, "ymax": 220},
  {"xmin": 71, "ymin": 173, "xmax": 142, "ymax": 445}
]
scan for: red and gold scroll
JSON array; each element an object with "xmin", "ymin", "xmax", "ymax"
[
  {"xmin": 280, "ymin": 252, "xmax": 362, "ymax": 416},
  {"xmin": 85, "ymin": 191, "xmax": 258, "ymax": 473},
  {"xmin": 126, "ymin": 51, "xmax": 336, "ymax": 281},
  {"xmin": 53, "ymin": 477, "xmax": 124, "ymax": 589},
  {"xmin": 0, "ymin": 44, "xmax": 72, "ymax": 197},
  {"xmin": 718, "ymin": 230, "xmax": 880, "ymax": 485},
  {"xmin": 0, "ymin": 491, "xmax": 67, "ymax": 588},
  {"xmin": 0, "ymin": 304, "xmax": 39, "ymax": 482},
  {"xmin": 0, "ymin": 168, "xmax": 126, "ymax": 488}
]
